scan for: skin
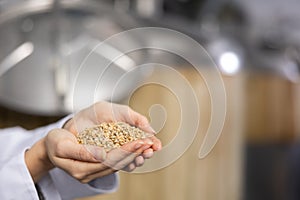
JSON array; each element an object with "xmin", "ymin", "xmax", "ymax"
[{"xmin": 25, "ymin": 101, "xmax": 162, "ymax": 183}]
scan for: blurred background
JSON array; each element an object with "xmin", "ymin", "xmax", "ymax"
[{"xmin": 0, "ymin": 0, "xmax": 300, "ymax": 199}]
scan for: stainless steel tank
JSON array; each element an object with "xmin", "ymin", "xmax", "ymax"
[{"xmin": 0, "ymin": 0, "xmax": 146, "ymax": 115}]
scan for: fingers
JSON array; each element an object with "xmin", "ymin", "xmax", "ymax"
[
  {"xmin": 52, "ymin": 132, "xmax": 106, "ymax": 162},
  {"xmin": 122, "ymin": 162, "xmax": 136, "ymax": 172},
  {"xmin": 103, "ymin": 139, "xmax": 152, "ymax": 170},
  {"xmin": 77, "ymin": 141, "xmax": 151, "ymax": 181},
  {"xmin": 134, "ymin": 155, "xmax": 145, "ymax": 167},
  {"xmin": 121, "ymin": 155, "xmax": 146, "ymax": 172},
  {"xmin": 142, "ymin": 148, "xmax": 154, "ymax": 159},
  {"xmin": 78, "ymin": 144, "xmax": 148, "ymax": 182},
  {"xmin": 56, "ymin": 159, "xmax": 108, "ymax": 176},
  {"xmin": 148, "ymin": 136, "xmax": 162, "ymax": 151},
  {"xmin": 86, "ymin": 139, "xmax": 153, "ymax": 175},
  {"xmin": 119, "ymin": 156, "xmax": 144, "ymax": 173},
  {"xmin": 84, "ymin": 145, "xmax": 107, "ymax": 162},
  {"xmin": 60, "ymin": 141, "xmax": 100, "ymax": 162},
  {"xmin": 127, "ymin": 110, "xmax": 156, "ymax": 134},
  {"xmin": 53, "ymin": 159, "xmax": 115, "ymax": 184},
  {"xmin": 123, "ymin": 108, "xmax": 161, "ymax": 152}
]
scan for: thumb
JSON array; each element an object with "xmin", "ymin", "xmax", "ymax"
[{"xmin": 129, "ymin": 110, "xmax": 156, "ymax": 135}]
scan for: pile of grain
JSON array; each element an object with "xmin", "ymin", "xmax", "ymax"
[{"xmin": 77, "ymin": 122, "xmax": 151, "ymax": 151}]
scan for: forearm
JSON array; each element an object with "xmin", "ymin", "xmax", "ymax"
[{"xmin": 25, "ymin": 137, "xmax": 54, "ymax": 183}]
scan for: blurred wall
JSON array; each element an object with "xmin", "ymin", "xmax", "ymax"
[{"xmin": 77, "ymin": 66, "xmax": 245, "ymax": 200}]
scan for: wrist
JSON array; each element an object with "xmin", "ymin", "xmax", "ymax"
[
  {"xmin": 39, "ymin": 137, "xmax": 55, "ymax": 170},
  {"xmin": 25, "ymin": 138, "xmax": 54, "ymax": 183}
]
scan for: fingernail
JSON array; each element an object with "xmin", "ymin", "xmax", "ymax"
[
  {"xmin": 144, "ymin": 150, "xmax": 154, "ymax": 158},
  {"xmin": 84, "ymin": 145, "xmax": 107, "ymax": 161},
  {"xmin": 144, "ymin": 138, "xmax": 153, "ymax": 145},
  {"xmin": 146, "ymin": 140, "xmax": 154, "ymax": 145}
]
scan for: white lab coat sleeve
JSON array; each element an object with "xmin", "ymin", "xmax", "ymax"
[
  {"xmin": 0, "ymin": 145, "xmax": 40, "ymax": 199},
  {"xmin": 0, "ymin": 123, "xmax": 59, "ymax": 200},
  {"xmin": 0, "ymin": 116, "xmax": 119, "ymax": 200}
]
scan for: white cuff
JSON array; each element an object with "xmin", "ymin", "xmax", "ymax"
[{"xmin": 0, "ymin": 148, "xmax": 39, "ymax": 200}]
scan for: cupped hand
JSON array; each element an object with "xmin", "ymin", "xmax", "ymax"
[
  {"xmin": 26, "ymin": 102, "xmax": 162, "ymax": 184},
  {"xmin": 64, "ymin": 101, "xmax": 162, "ymax": 154},
  {"xmin": 45, "ymin": 128, "xmax": 156, "ymax": 183}
]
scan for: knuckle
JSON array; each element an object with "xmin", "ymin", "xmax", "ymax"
[
  {"xmin": 124, "ymin": 164, "xmax": 136, "ymax": 172},
  {"xmin": 77, "ymin": 147, "xmax": 86, "ymax": 160},
  {"xmin": 71, "ymin": 170, "xmax": 85, "ymax": 181},
  {"xmin": 68, "ymin": 164, "xmax": 84, "ymax": 180}
]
